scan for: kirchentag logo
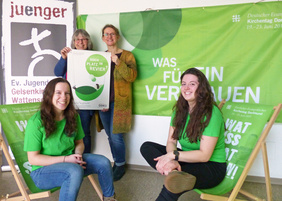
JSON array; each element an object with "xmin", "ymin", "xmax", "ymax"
[
  {"xmin": 1, "ymin": 108, "xmax": 9, "ymax": 113},
  {"xmin": 11, "ymin": 22, "xmax": 66, "ymax": 76},
  {"xmin": 232, "ymin": 15, "xmax": 241, "ymax": 22}
]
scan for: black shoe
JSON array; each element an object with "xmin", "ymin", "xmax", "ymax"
[
  {"xmin": 112, "ymin": 163, "xmax": 117, "ymax": 172},
  {"xmin": 113, "ymin": 165, "xmax": 125, "ymax": 181}
]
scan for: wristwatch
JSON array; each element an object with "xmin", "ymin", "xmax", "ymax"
[{"xmin": 173, "ymin": 150, "xmax": 179, "ymax": 161}]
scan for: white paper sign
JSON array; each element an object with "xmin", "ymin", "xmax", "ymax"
[{"xmin": 67, "ymin": 50, "xmax": 111, "ymax": 110}]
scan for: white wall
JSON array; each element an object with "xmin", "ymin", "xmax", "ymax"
[{"xmin": 77, "ymin": 0, "xmax": 282, "ymax": 180}]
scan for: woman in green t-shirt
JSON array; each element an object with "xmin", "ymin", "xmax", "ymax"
[
  {"xmin": 24, "ymin": 78, "xmax": 117, "ymax": 201},
  {"xmin": 140, "ymin": 68, "xmax": 226, "ymax": 201}
]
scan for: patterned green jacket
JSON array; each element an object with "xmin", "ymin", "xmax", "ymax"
[{"xmin": 112, "ymin": 50, "xmax": 137, "ymax": 133}]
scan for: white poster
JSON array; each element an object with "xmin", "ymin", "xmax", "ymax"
[
  {"xmin": 67, "ymin": 50, "xmax": 111, "ymax": 110},
  {"xmin": 2, "ymin": 0, "xmax": 74, "ymax": 104}
]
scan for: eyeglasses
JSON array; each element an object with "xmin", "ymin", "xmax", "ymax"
[
  {"xmin": 103, "ymin": 33, "xmax": 116, "ymax": 37},
  {"xmin": 75, "ymin": 38, "xmax": 88, "ymax": 42}
]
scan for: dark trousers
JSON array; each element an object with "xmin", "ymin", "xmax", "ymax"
[
  {"xmin": 140, "ymin": 141, "xmax": 226, "ymax": 201},
  {"xmin": 79, "ymin": 110, "xmax": 94, "ymax": 154}
]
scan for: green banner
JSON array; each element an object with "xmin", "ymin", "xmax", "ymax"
[
  {"xmin": 77, "ymin": 2, "xmax": 282, "ymax": 121},
  {"xmin": 0, "ymin": 103, "xmax": 44, "ymax": 193},
  {"xmin": 196, "ymin": 102, "xmax": 273, "ymax": 195}
]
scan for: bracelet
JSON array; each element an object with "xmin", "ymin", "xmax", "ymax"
[{"xmin": 63, "ymin": 156, "xmax": 66, "ymax": 163}]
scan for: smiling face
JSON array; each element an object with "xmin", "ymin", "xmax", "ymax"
[
  {"xmin": 52, "ymin": 82, "xmax": 71, "ymax": 116},
  {"xmin": 181, "ymin": 74, "xmax": 199, "ymax": 108},
  {"xmin": 102, "ymin": 27, "xmax": 119, "ymax": 47},
  {"xmin": 74, "ymin": 33, "xmax": 88, "ymax": 50}
]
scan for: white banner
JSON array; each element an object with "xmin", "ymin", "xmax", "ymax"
[
  {"xmin": 1, "ymin": 0, "xmax": 75, "ymax": 171},
  {"xmin": 2, "ymin": 0, "xmax": 75, "ymax": 104}
]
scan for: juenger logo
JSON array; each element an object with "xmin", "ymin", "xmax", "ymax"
[{"xmin": 10, "ymin": 1, "xmax": 68, "ymax": 20}]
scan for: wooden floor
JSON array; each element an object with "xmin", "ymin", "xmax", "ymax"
[{"xmin": 1, "ymin": 152, "xmax": 282, "ymax": 201}]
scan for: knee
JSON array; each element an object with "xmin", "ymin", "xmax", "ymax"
[
  {"xmin": 98, "ymin": 156, "xmax": 111, "ymax": 168},
  {"xmin": 140, "ymin": 141, "xmax": 152, "ymax": 154},
  {"xmin": 66, "ymin": 164, "xmax": 84, "ymax": 179},
  {"xmin": 96, "ymin": 156, "xmax": 112, "ymax": 175},
  {"xmin": 85, "ymin": 154, "xmax": 111, "ymax": 170}
]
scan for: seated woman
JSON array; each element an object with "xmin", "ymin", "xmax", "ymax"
[
  {"xmin": 24, "ymin": 78, "xmax": 117, "ymax": 201},
  {"xmin": 140, "ymin": 68, "xmax": 226, "ymax": 201}
]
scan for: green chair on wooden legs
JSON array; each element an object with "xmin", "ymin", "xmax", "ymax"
[
  {"xmin": 195, "ymin": 100, "xmax": 282, "ymax": 201},
  {"xmin": 0, "ymin": 102, "xmax": 103, "ymax": 201}
]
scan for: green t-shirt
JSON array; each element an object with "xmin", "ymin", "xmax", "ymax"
[
  {"xmin": 170, "ymin": 105, "xmax": 226, "ymax": 163},
  {"xmin": 24, "ymin": 111, "xmax": 85, "ymax": 171}
]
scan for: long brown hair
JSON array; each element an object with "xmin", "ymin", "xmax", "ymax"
[
  {"xmin": 40, "ymin": 78, "xmax": 78, "ymax": 138},
  {"xmin": 172, "ymin": 68, "xmax": 216, "ymax": 143}
]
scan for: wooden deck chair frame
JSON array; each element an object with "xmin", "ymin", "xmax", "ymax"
[
  {"xmin": 0, "ymin": 117, "xmax": 103, "ymax": 201},
  {"xmin": 0, "ymin": 129, "xmax": 103, "ymax": 201},
  {"xmin": 195, "ymin": 100, "xmax": 282, "ymax": 201}
]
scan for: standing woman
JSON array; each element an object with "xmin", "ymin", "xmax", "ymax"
[
  {"xmin": 99, "ymin": 24, "xmax": 137, "ymax": 181},
  {"xmin": 140, "ymin": 68, "xmax": 226, "ymax": 201},
  {"xmin": 24, "ymin": 78, "xmax": 117, "ymax": 201},
  {"xmin": 54, "ymin": 29, "xmax": 94, "ymax": 153}
]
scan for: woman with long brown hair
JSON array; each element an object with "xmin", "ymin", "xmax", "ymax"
[
  {"xmin": 24, "ymin": 78, "xmax": 117, "ymax": 201},
  {"xmin": 140, "ymin": 68, "xmax": 226, "ymax": 201}
]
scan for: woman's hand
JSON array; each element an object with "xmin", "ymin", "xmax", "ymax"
[
  {"xmin": 162, "ymin": 160, "xmax": 181, "ymax": 175},
  {"xmin": 154, "ymin": 154, "xmax": 174, "ymax": 175},
  {"xmin": 60, "ymin": 47, "xmax": 71, "ymax": 59},
  {"xmin": 65, "ymin": 154, "xmax": 87, "ymax": 169},
  {"xmin": 111, "ymin": 54, "xmax": 120, "ymax": 65}
]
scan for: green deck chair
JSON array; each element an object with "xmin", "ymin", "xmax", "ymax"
[
  {"xmin": 194, "ymin": 100, "xmax": 282, "ymax": 201},
  {"xmin": 0, "ymin": 102, "xmax": 103, "ymax": 201}
]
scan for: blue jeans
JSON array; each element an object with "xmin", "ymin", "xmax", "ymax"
[
  {"xmin": 79, "ymin": 110, "xmax": 94, "ymax": 153},
  {"xmin": 99, "ymin": 102, "xmax": 126, "ymax": 166},
  {"xmin": 30, "ymin": 153, "xmax": 114, "ymax": 201}
]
